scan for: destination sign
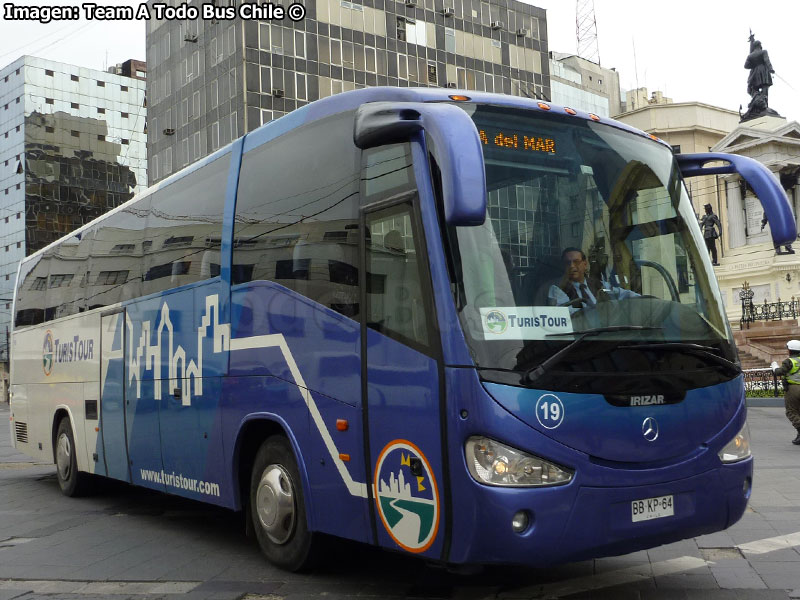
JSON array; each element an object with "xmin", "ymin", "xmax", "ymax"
[{"xmin": 478, "ymin": 129, "xmax": 556, "ymax": 154}]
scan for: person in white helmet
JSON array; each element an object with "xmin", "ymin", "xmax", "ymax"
[{"xmin": 771, "ymin": 339, "xmax": 800, "ymax": 444}]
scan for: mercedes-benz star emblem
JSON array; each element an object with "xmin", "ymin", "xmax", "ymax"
[{"xmin": 642, "ymin": 417, "xmax": 659, "ymax": 442}]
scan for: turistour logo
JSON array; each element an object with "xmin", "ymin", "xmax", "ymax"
[
  {"xmin": 374, "ymin": 440, "xmax": 440, "ymax": 553},
  {"xmin": 42, "ymin": 330, "xmax": 54, "ymax": 376},
  {"xmin": 484, "ymin": 310, "xmax": 508, "ymax": 334}
]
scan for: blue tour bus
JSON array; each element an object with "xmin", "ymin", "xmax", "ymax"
[{"xmin": 9, "ymin": 88, "xmax": 795, "ymax": 571}]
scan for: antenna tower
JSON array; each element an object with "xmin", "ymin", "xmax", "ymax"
[{"xmin": 576, "ymin": 0, "xmax": 600, "ymax": 65}]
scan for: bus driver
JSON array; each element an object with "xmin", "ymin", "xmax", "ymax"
[{"xmin": 547, "ymin": 247, "xmax": 637, "ymax": 310}]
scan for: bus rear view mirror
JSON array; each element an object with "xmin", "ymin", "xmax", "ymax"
[
  {"xmin": 676, "ymin": 152, "xmax": 795, "ymax": 253},
  {"xmin": 354, "ymin": 102, "xmax": 487, "ymax": 226}
]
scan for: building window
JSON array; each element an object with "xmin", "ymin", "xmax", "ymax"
[
  {"xmin": 71, "ymin": 102, "xmax": 79, "ymax": 109},
  {"xmin": 71, "ymin": 130, "xmax": 79, "ymax": 137},
  {"xmin": 365, "ymin": 46, "xmax": 376, "ymax": 73},
  {"xmin": 398, "ymin": 55, "xmax": 408, "ymax": 80},
  {"xmin": 295, "ymin": 31, "xmax": 306, "ymax": 59},
  {"xmin": 260, "ymin": 67, "xmax": 271, "ymax": 94},
  {"xmin": 211, "ymin": 121, "xmax": 220, "ymax": 150},
  {"xmin": 229, "ymin": 67, "xmax": 237, "ymax": 98},
  {"xmin": 445, "ymin": 27, "xmax": 456, "ymax": 53},
  {"xmin": 427, "ymin": 63, "xmax": 437, "ymax": 84},
  {"xmin": 98, "ymin": 134, "xmax": 105, "ymax": 141},
  {"xmin": 96, "ymin": 270, "xmax": 129, "ymax": 286},
  {"xmin": 296, "ymin": 73, "xmax": 307, "ymax": 101},
  {"xmin": 121, "ymin": 85, "xmax": 128, "ymax": 91},
  {"xmin": 71, "ymin": 74, "xmax": 79, "ymax": 82},
  {"xmin": 97, "ymin": 80, "xmax": 105, "ymax": 87},
  {"xmin": 121, "ymin": 111, "xmax": 129, "ymax": 118},
  {"xmin": 121, "ymin": 138, "xmax": 129, "ymax": 145},
  {"xmin": 45, "ymin": 126, "xmax": 54, "ymax": 133},
  {"xmin": 397, "ymin": 18, "xmax": 406, "ymax": 41},
  {"xmin": 45, "ymin": 98, "xmax": 54, "ymax": 104},
  {"xmin": 230, "ymin": 111, "xmax": 238, "ymax": 139},
  {"xmin": 98, "ymin": 107, "xmax": 105, "ymax": 114},
  {"xmin": 210, "ymin": 79, "xmax": 218, "ymax": 108},
  {"xmin": 330, "ymin": 39, "xmax": 342, "ymax": 66},
  {"xmin": 49, "ymin": 274, "xmax": 74, "ymax": 288},
  {"xmin": 45, "ymin": 69, "xmax": 53, "ymax": 76},
  {"xmin": 16, "ymin": 241, "xmax": 20, "ymax": 248}
]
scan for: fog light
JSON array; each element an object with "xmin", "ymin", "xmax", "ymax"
[{"xmin": 511, "ymin": 510, "xmax": 529, "ymax": 533}]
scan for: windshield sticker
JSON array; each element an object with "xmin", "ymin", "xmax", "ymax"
[{"xmin": 480, "ymin": 307, "xmax": 573, "ymax": 340}]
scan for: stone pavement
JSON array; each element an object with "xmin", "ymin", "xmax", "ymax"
[{"xmin": 0, "ymin": 403, "xmax": 799, "ymax": 599}]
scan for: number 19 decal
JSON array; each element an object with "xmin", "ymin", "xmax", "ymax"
[{"xmin": 536, "ymin": 393, "xmax": 565, "ymax": 429}]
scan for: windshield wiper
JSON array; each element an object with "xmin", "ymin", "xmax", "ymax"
[
  {"xmin": 618, "ymin": 342, "xmax": 741, "ymax": 376},
  {"xmin": 522, "ymin": 326, "xmax": 663, "ymax": 386}
]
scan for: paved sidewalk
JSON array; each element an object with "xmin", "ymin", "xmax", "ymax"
[{"xmin": 0, "ymin": 403, "xmax": 798, "ymax": 599}]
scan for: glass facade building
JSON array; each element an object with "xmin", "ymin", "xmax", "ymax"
[
  {"xmin": 146, "ymin": 0, "xmax": 550, "ymax": 184},
  {"xmin": 0, "ymin": 56, "xmax": 147, "ymax": 356}
]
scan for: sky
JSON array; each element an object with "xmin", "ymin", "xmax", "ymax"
[{"xmin": 1, "ymin": 0, "xmax": 799, "ymax": 120}]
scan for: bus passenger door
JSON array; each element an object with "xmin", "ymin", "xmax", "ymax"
[
  {"xmin": 100, "ymin": 309, "xmax": 130, "ymax": 482},
  {"xmin": 362, "ymin": 198, "xmax": 446, "ymax": 559}
]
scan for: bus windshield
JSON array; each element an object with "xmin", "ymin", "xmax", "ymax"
[{"xmin": 446, "ymin": 104, "xmax": 736, "ymax": 393}]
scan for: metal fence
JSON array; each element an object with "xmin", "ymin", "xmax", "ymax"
[
  {"xmin": 740, "ymin": 290, "xmax": 800, "ymax": 329},
  {"xmin": 743, "ymin": 368, "xmax": 784, "ymax": 397}
]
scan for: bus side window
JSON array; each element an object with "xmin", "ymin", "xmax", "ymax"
[
  {"xmin": 233, "ymin": 112, "xmax": 361, "ymax": 318},
  {"xmin": 14, "ymin": 253, "xmax": 49, "ymax": 327},
  {"xmin": 142, "ymin": 155, "xmax": 229, "ymax": 296},
  {"xmin": 84, "ymin": 195, "xmax": 151, "ymax": 311},
  {"xmin": 365, "ymin": 203, "xmax": 431, "ymax": 351}
]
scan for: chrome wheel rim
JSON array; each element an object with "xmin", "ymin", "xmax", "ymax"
[
  {"xmin": 56, "ymin": 432, "xmax": 72, "ymax": 483},
  {"xmin": 255, "ymin": 464, "xmax": 295, "ymax": 545}
]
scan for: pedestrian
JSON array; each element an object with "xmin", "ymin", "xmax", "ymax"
[{"xmin": 771, "ymin": 340, "xmax": 800, "ymax": 445}]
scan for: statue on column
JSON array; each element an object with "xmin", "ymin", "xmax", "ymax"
[
  {"xmin": 740, "ymin": 31, "xmax": 781, "ymax": 122},
  {"xmin": 700, "ymin": 203, "xmax": 722, "ymax": 265}
]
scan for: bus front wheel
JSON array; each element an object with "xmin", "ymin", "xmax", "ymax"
[
  {"xmin": 55, "ymin": 418, "xmax": 92, "ymax": 497},
  {"xmin": 250, "ymin": 436, "xmax": 318, "ymax": 571}
]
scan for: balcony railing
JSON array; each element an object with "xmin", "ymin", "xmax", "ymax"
[{"xmin": 740, "ymin": 292, "xmax": 800, "ymax": 329}]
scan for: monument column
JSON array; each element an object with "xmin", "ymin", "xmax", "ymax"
[{"xmin": 726, "ymin": 177, "xmax": 746, "ymax": 248}]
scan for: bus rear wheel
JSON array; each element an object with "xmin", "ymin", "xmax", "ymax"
[
  {"xmin": 249, "ymin": 436, "xmax": 319, "ymax": 571},
  {"xmin": 55, "ymin": 418, "xmax": 92, "ymax": 497}
]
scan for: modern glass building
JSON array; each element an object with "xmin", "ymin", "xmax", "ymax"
[
  {"xmin": 0, "ymin": 56, "xmax": 147, "ymax": 356},
  {"xmin": 146, "ymin": 0, "xmax": 550, "ymax": 184}
]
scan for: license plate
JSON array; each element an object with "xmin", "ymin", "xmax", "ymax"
[{"xmin": 631, "ymin": 495, "xmax": 674, "ymax": 522}]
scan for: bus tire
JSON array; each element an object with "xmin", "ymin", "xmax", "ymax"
[
  {"xmin": 55, "ymin": 418, "xmax": 92, "ymax": 497},
  {"xmin": 250, "ymin": 436, "xmax": 318, "ymax": 572}
]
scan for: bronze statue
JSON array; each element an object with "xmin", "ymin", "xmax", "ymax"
[
  {"xmin": 740, "ymin": 31, "xmax": 781, "ymax": 122},
  {"xmin": 700, "ymin": 203, "xmax": 722, "ymax": 265}
]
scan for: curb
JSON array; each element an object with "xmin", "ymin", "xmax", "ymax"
[{"xmin": 746, "ymin": 397, "xmax": 784, "ymax": 407}]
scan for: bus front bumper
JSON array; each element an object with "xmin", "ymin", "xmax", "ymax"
[{"xmin": 449, "ymin": 456, "xmax": 752, "ymax": 566}]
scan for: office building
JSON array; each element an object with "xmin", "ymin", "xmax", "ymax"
[
  {"xmin": 0, "ymin": 55, "xmax": 147, "ymax": 354},
  {"xmin": 146, "ymin": 0, "xmax": 550, "ymax": 184}
]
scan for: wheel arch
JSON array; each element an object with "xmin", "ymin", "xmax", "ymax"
[
  {"xmin": 51, "ymin": 405, "xmax": 75, "ymax": 464},
  {"xmin": 231, "ymin": 413, "xmax": 316, "ymax": 530}
]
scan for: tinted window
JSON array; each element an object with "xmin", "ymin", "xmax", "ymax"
[
  {"xmin": 142, "ymin": 154, "xmax": 230, "ymax": 296},
  {"xmin": 365, "ymin": 203, "xmax": 431, "ymax": 350},
  {"xmin": 233, "ymin": 112, "xmax": 361, "ymax": 318},
  {"xmin": 84, "ymin": 195, "xmax": 151, "ymax": 310}
]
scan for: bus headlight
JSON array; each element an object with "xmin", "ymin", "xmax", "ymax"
[
  {"xmin": 718, "ymin": 422, "xmax": 751, "ymax": 463},
  {"xmin": 465, "ymin": 436, "xmax": 573, "ymax": 487}
]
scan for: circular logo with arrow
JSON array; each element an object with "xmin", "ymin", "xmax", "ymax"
[
  {"xmin": 42, "ymin": 330, "xmax": 54, "ymax": 376},
  {"xmin": 373, "ymin": 440, "xmax": 440, "ymax": 553}
]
